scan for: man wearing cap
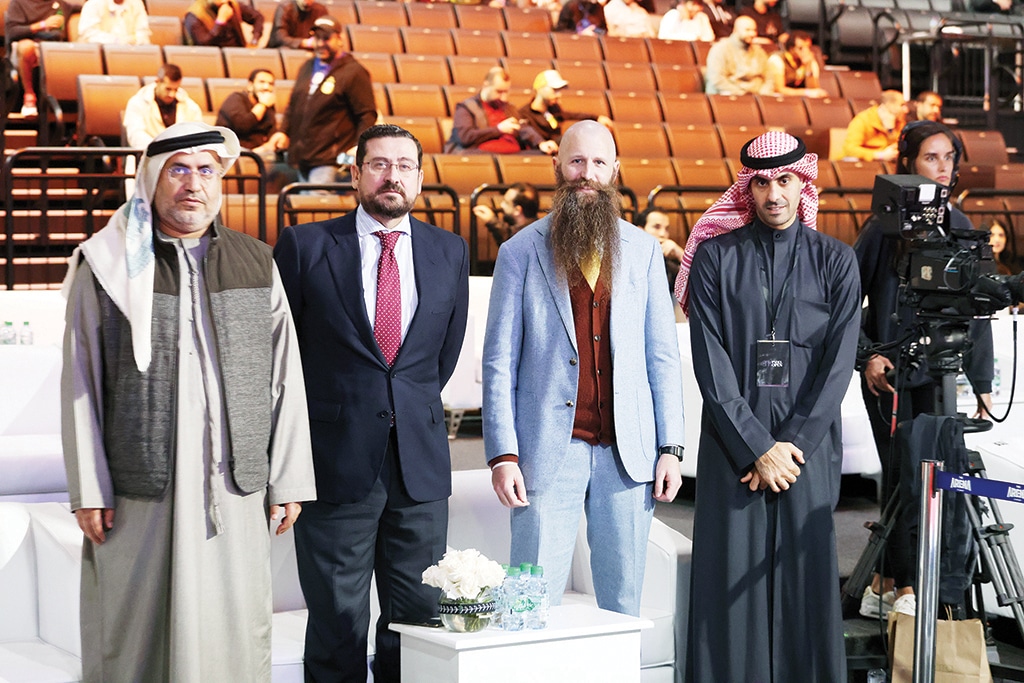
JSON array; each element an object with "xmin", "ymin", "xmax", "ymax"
[
  {"xmin": 677, "ymin": 131, "xmax": 859, "ymax": 682},
  {"xmin": 280, "ymin": 15, "xmax": 376, "ymax": 183},
  {"xmin": 444, "ymin": 66, "xmax": 551, "ymax": 154},
  {"xmin": 483, "ymin": 120, "xmax": 685, "ymax": 619},
  {"xmin": 518, "ymin": 69, "xmax": 613, "ymax": 152},
  {"xmin": 61, "ymin": 121, "xmax": 317, "ymax": 682}
]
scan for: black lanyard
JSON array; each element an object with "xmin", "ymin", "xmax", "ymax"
[{"xmin": 755, "ymin": 229, "xmax": 799, "ymax": 340}]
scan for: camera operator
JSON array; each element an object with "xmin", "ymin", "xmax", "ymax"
[{"xmin": 853, "ymin": 120, "xmax": 995, "ymax": 619}]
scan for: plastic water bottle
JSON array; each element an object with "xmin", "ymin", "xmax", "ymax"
[
  {"xmin": 18, "ymin": 321, "xmax": 33, "ymax": 345},
  {"xmin": 526, "ymin": 565, "xmax": 549, "ymax": 630},
  {"xmin": 500, "ymin": 567, "xmax": 524, "ymax": 631},
  {"xmin": 0, "ymin": 321, "xmax": 15, "ymax": 345},
  {"xmin": 491, "ymin": 564, "xmax": 509, "ymax": 629},
  {"xmin": 516, "ymin": 563, "xmax": 534, "ymax": 623}
]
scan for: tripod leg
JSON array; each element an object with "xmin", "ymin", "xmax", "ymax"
[
  {"xmin": 842, "ymin": 488, "xmax": 902, "ymax": 603},
  {"xmin": 967, "ymin": 493, "xmax": 1024, "ymax": 643}
]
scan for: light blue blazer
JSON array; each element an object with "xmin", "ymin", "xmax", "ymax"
[{"xmin": 482, "ymin": 215, "xmax": 686, "ymax": 492}]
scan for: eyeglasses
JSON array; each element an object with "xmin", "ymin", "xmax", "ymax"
[
  {"xmin": 165, "ymin": 165, "xmax": 222, "ymax": 183},
  {"xmin": 362, "ymin": 160, "xmax": 419, "ymax": 175}
]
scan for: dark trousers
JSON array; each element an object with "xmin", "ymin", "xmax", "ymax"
[
  {"xmin": 860, "ymin": 377, "xmax": 935, "ymax": 588},
  {"xmin": 295, "ymin": 432, "xmax": 448, "ymax": 683}
]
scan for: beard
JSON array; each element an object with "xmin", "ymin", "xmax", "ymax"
[
  {"xmin": 548, "ymin": 167, "xmax": 621, "ymax": 288},
  {"xmin": 360, "ymin": 181, "xmax": 415, "ymax": 220}
]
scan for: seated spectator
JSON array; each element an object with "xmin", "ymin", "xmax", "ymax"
[
  {"xmin": 907, "ymin": 90, "xmax": 943, "ymax": 123},
  {"xmin": 473, "ymin": 182, "xmax": 540, "ymax": 246},
  {"xmin": 701, "ymin": 0, "xmax": 734, "ymax": 39},
  {"xmin": 184, "ymin": 0, "xmax": 263, "ymax": 47},
  {"xmin": 987, "ymin": 218, "xmax": 1019, "ymax": 275},
  {"xmin": 444, "ymin": 67, "xmax": 549, "ymax": 154},
  {"xmin": 740, "ymin": 0, "xmax": 783, "ymax": 46},
  {"xmin": 635, "ymin": 208, "xmax": 683, "ymax": 292},
  {"xmin": 518, "ymin": 69, "xmax": 613, "ymax": 152},
  {"xmin": 4, "ymin": 0, "xmax": 78, "ymax": 115},
  {"xmin": 123, "ymin": 63, "xmax": 204, "ymax": 148},
  {"xmin": 842, "ymin": 90, "xmax": 906, "ymax": 161},
  {"xmin": 75, "ymin": 0, "xmax": 150, "ymax": 44},
  {"xmin": 658, "ymin": 0, "xmax": 715, "ymax": 42},
  {"xmin": 215, "ymin": 68, "xmax": 287, "ymax": 156},
  {"xmin": 765, "ymin": 31, "xmax": 828, "ymax": 98},
  {"xmin": 266, "ymin": 0, "xmax": 326, "ymax": 49},
  {"xmin": 603, "ymin": 0, "xmax": 654, "ymax": 38},
  {"xmin": 554, "ymin": 0, "xmax": 606, "ymax": 35},
  {"xmin": 704, "ymin": 16, "xmax": 770, "ymax": 95}
]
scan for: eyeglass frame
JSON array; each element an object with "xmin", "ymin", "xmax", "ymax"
[
  {"xmin": 164, "ymin": 164, "xmax": 224, "ymax": 183},
  {"xmin": 361, "ymin": 159, "xmax": 421, "ymax": 175}
]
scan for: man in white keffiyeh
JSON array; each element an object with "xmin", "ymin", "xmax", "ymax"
[
  {"xmin": 60, "ymin": 121, "xmax": 315, "ymax": 682},
  {"xmin": 683, "ymin": 131, "xmax": 861, "ymax": 682}
]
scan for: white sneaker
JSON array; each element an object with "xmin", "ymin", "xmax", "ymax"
[
  {"xmin": 892, "ymin": 593, "xmax": 917, "ymax": 616},
  {"xmin": 859, "ymin": 586, "xmax": 896, "ymax": 618}
]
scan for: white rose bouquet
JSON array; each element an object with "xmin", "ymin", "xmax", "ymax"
[{"xmin": 421, "ymin": 548, "xmax": 506, "ymax": 602}]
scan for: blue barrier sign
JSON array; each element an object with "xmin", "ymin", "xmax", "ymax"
[{"xmin": 934, "ymin": 470, "xmax": 1024, "ymax": 503}]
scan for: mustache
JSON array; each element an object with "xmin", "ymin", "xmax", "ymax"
[{"xmin": 377, "ymin": 182, "xmax": 403, "ymax": 194}]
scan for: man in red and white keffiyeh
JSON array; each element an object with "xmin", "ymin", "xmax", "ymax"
[{"xmin": 674, "ymin": 130, "xmax": 818, "ymax": 314}]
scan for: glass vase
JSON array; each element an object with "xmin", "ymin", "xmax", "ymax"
[{"xmin": 437, "ymin": 592, "xmax": 496, "ymax": 633}]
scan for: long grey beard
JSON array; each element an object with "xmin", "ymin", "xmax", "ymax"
[{"xmin": 548, "ymin": 177, "xmax": 621, "ymax": 288}]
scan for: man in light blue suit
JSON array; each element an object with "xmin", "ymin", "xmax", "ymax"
[{"xmin": 482, "ymin": 120, "xmax": 685, "ymax": 616}]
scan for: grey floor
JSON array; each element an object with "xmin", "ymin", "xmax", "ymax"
[{"xmin": 448, "ymin": 433, "xmax": 879, "ymax": 579}]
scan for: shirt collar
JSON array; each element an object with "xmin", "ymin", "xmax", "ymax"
[{"xmin": 355, "ymin": 204, "xmax": 412, "ymax": 238}]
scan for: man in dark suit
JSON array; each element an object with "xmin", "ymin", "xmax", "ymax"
[{"xmin": 273, "ymin": 123, "xmax": 470, "ymax": 683}]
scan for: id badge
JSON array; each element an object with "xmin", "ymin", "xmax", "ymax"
[{"xmin": 756, "ymin": 339, "xmax": 790, "ymax": 387}]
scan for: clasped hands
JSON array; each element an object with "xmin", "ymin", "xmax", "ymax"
[{"xmin": 740, "ymin": 441, "xmax": 804, "ymax": 493}]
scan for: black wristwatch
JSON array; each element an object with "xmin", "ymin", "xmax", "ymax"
[{"xmin": 659, "ymin": 444, "xmax": 684, "ymax": 461}]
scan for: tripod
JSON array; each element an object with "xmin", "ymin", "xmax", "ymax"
[{"xmin": 841, "ymin": 370, "xmax": 1024, "ymax": 643}]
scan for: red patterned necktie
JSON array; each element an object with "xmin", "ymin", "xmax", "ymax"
[{"xmin": 373, "ymin": 230, "xmax": 402, "ymax": 366}]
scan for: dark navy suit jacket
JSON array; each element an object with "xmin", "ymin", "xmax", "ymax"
[{"xmin": 273, "ymin": 211, "xmax": 469, "ymax": 504}]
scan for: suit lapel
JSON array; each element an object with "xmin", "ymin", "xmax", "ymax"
[
  {"xmin": 534, "ymin": 217, "xmax": 578, "ymax": 353},
  {"xmin": 324, "ymin": 213, "xmax": 388, "ymax": 366},
  {"xmin": 403, "ymin": 218, "xmax": 438, "ymax": 348},
  {"xmin": 609, "ymin": 221, "xmax": 634, "ymax": 357}
]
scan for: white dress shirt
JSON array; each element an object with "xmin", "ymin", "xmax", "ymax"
[{"xmin": 356, "ymin": 205, "xmax": 418, "ymax": 343}]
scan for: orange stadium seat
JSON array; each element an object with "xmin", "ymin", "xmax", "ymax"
[
  {"xmin": 163, "ymin": 45, "xmax": 225, "ymax": 79},
  {"xmin": 818, "ymin": 70, "xmax": 841, "ymax": 98},
  {"xmin": 451, "ymin": 28, "xmax": 506, "ymax": 57},
  {"xmin": 496, "ymin": 155, "xmax": 557, "ymax": 185},
  {"xmin": 145, "ymin": 0, "xmax": 191, "ymax": 17},
  {"xmin": 447, "ymin": 56, "xmax": 502, "ymax": 87},
  {"xmin": 615, "ymin": 123, "xmax": 671, "ymax": 158},
  {"xmin": 502, "ymin": 31, "xmax": 555, "ymax": 60},
  {"xmin": 618, "ymin": 157, "xmax": 677, "ymax": 200},
  {"xmin": 76, "ymin": 74, "xmax": 141, "ymax": 145},
  {"xmin": 102, "ymin": 44, "xmax": 163, "ymax": 78},
  {"xmin": 646, "ymin": 39, "xmax": 696, "ymax": 66},
  {"xmin": 659, "ymin": 92, "xmax": 713, "ymax": 126},
  {"xmin": 400, "ymin": 27, "xmax": 456, "ymax": 56},
  {"xmin": 147, "ymin": 15, "xmax": 184, "ymax": 46},
  {"xmin": 815, "ymin": 193, "xmax": 858, "ymax": 245},
  {"xmin": 394, "ymin": 54, "xmax": 451, "ymax": 86},
  {"xmin": 347, "ymin": 25, "xmax": 402, "ymax": 54},
  {"xmin": 716, "ymin": 124, "xmax": 768, "ymax": 159},
  {"xmin": 672, "ymin": 157, "xmax": 733, "ymax": 188},
  {"xmin": 607, "ymin": 90, "xmax": 662, "ymax": 123},
  {"xmin": 550, "ymin": 33, "xmax": 603, "ymax": 62},
  {"xmin": 958, "ymin": 130, "xmax": 1010, "ymax": 165},
  {"xmin": 453, "ymin": 4, "xmax": 506, "ymax": 30},
  {"xmin": 757, "ymin": 95, "xmax": 810, "ymax": 127},
  {"xmin": 501, "ymin": 58, "xmax": 555, "ymax": 85},
  {"xmin": 787, "ymin": 126, "xmax": 831, "ymax": 160},
  {"xmin": 692, "ymin": 40, "xmax": 712, "ymax": 65},
  {"xmin": 833, "ymin": 159, "xmax": 886, "ymax": 190},
  {"xmin": 603, "ymin": 62, "xmax": 657, "ymax": 92},
  {"xmin": 352, "ymin": 52, "xmax": 397, "ymax": 84},
  {"xmin": 387, "ymin": 116, "xmax": 445, "ymax": 154},
  {"xmin": 551, "ymin": 60, "xmax": 607, "ymax": 90},
  {"xmin": 443, "ymin": 85, "xmax": 480, "ymax": 114},
  {"xmin": 222, "ymin": 47, "xmax": 284, "ymax": 79},
  {"xmin": 386, "ymin": 83, "xmax": 448, "ymax": 118},
  {"xmin": 503, "ymin": 7, "xmax": 552, "ymax": 33},
  {"xmin": 652, "ymin": 64, "xmax": 703, "ymax": 94},
  {"xmin": 406, "ymin": 2, "xmax": 457, "ymax": 29},
  {"xmin": 803, "ymin": 97, "xmax": 853, "ymax": 129},
  {"xmin": 708, "ymin": 94, "xmax": 763, "ymax": 126},
  {"xmin": 355, "ymin": 1, "xmax": 409, "ymax": 27},
  {"xmin": 834, "ymin": 70, "xmax": 883, "ymax": 101},
  {"xmin": 558, "ymin": 89, "xmax": 610, "ymax": 119},
  {"xmin": 995, "ymin": 163, "xmax": 1024, "ymax": 191},
  {"xmin": 280, "ymin": 49, "xmax": 312, "ymax": 80},
  {"xmin": 666, "ymin": 124, "xmax": 723, "ymax": 159},
  {"xmin": 40, "ymin": 42, "xmax": 104, "ymax": 107},
  {"xmin": 601, "ymin": 36, "xmax": 648, "ymax": 63}
]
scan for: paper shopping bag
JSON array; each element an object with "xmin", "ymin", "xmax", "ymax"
[{"xmin": 888, "ymin": 611, "xmax": 992, "ymax": 683}]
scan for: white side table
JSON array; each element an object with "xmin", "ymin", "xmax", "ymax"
[{"xmin": 390, "ymin": 604, "xmax": 652, "ymax": 683}]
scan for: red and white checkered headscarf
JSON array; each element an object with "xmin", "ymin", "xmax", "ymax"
[{"xmin": 674, "ymin": 131, "xmax": 818, "ymax": 314}]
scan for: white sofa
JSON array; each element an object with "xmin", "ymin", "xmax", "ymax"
[{"xmin": 1, "ymin": 469, "xmax": 692, "ymax": 683}]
